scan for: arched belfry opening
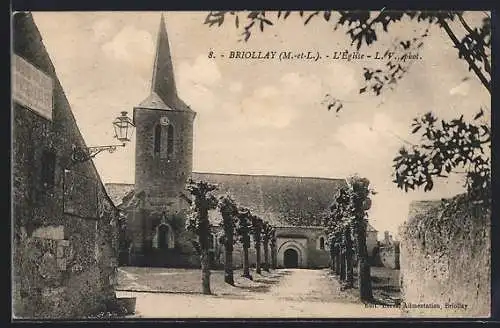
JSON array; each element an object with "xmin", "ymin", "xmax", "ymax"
[
  {"xmin": 167, "ymin": 124, "xmax": 174, "ymax": 158},
  {"xmin": 154, "ymin": 124, "xmax": 162, "ymax": 156}
]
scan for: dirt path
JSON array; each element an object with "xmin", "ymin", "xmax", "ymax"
[
  {"xmin": 116, "ymin": 269, "xmax": 403, "ymax": 318},
  {"xmin": 264, "ymin": 269, "xmax": 358, "ymax": 303}
]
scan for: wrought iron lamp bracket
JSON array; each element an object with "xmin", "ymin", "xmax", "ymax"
[{"xmin": 71, "ymin": 143, "xmax": 126, "ymax": 163}]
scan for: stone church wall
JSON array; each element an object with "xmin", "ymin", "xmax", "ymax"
[
  {"xmin": 12, "ymin": 13, "xmax": 119, "ymax": 319},
  {"xmin": 210, "ymin": 226, "xmax": 330, "ymax": 269},
  {"xmin": 276, "ymin": 226, "xmax": 329, "ymax": 268},
  {"xmin": 123, "ymin": 204, "xmax": 201, "ymax": 268},
  {"xmin": 133, "ymin": 107, "xmax": 194, "ymax": 213}
]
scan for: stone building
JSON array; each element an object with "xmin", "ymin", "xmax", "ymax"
[
  {"xmin": 192, "ymin": 173, "xmax": 346, "ymax": 269},
  {"xmin": 12, "ymin": 13, "xmax": 119, "ymax": 318},
  {"xmin": 108, "ymin": 173, "xmax": 346, "ymax": 269},
  {"xmin": 374, "ymin": 231, "xmax": 400, "ymax": 269},
  {"xmin": 365, "ymin": 223, "xmax": 379, "ymax": 260},
  {"xmin": 105, "ymin": 15, "xmax": 376, "ymax": 270}
]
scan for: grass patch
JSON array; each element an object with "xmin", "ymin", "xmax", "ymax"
[
  {"xmin": 117, "ymin": 266, "xmax": 284, "ymax": 296},
  {"xmin": 331, "ymin": 266, "xmax": 401, "ymax": 305}
]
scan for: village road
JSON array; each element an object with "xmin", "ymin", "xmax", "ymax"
[{"xmin": 116, "ymin": 269, "xmax": 403, "ymax": 318}]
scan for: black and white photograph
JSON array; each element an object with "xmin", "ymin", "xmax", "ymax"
[{"xmin": 11, "ymin": 10, "xmax": 491, "ymax": 319}]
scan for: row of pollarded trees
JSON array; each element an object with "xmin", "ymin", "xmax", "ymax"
[
  {"xmin": 185, "ymin": 179, "xmax": 278, "ymax": 295},
  {"xmin": 323, "ymin": 175, "xmax": 375, "ymax": 302}
]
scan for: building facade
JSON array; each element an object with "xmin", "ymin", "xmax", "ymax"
[
  {"xmin": 366, "ymin": 223, "xmax": 379, "ymax": 260},
  {"xmin": 376, "ymin": 231, "xmax": 400, "ymax": 269},
  {"xmin": 12, "ymin": 13, "xmax": 119, "ymax": 318}
]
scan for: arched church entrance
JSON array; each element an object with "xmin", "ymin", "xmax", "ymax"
[
  {"xmin": 158, "ymin": 224, "xmax": 169, "ymax": 249},
  {"xmin": 284, "ymin": 248, "xmax": 299, "ymax": 268},
  {"xmin": 277, "ymin": 239, "xmax": 307, "ymax": 268},
  {"xmin": 151, "ymin": 218, "xmax": 175, "ymax": 267}
]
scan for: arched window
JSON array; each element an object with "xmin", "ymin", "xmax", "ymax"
[
  {"xmin": 154, "ymin": 124, "xmax": 162, "ymax": 156},
  {"xmin": 319, "ymin": 237, "xmax": 325, "ymax": 250},
  {"xmin": 167, "ymin": 124, "xmax": 174, "ymax": 158}
]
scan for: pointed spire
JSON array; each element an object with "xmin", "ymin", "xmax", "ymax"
[
  {"xmin": 138, "ymin": 13, "xmax": 195, "ymax": 114},
  {"xmin": 151, "ymin": 13, "xmax": 177, "ymax": 106}
]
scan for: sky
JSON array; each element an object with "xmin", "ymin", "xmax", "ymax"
[{"xmin": 31, "ymin": 11, "xmax": 490, "ymax": 239}]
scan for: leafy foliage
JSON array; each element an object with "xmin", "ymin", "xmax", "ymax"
[
  {"xmin": 401, "ymin": 193, "xmax": 490, "ymax": 256},
  {"xmin": 204, "ymin": 10, "xmax": 491, "ymax": 202},
  {"xmin": 269, "ymin": 226, "xmax": 277, "ymax": 248},
  {"xmin": 185, "ymin": 179, "xmax": 218, "ymax": 237},
  {"xmin": 217, "ymin": 194, "xmax": 240, "ymax": 284},
  {"xmin": 348, "ymin": 175, "xmax": 373, "ymax": 222},
  {"xmin": 393, "ymin": 111, "xmax": 490, "ymax": 205},
  {"xmin": 262, "ymin": 221, "xmax": 273, "ymax": 244},
  {"xmin": 250, "ymin": 214, "xmax": 263, "ymax": 246},
  {"xmin": 321, "ymin": 175, "xmax": 374, "ymax": 295},
  {"xmin": 457, "ymin": 16, "xmax": 491, "ymax": 76},
  {"xmin": 358, "ymin": 30, "xmax": 427, "ymax": 96},
  {"xmin": 217, "ymin": 195, "xmax": 239, "ymax": 245},
  {"xmin": 204, "ymin": 10, "xmax": 490, "ymax": 93},
  {"xmin": 324, "ymin": 186, "xmax": 354, "ymax": 236},
  {"xmin": 236, "ymin": 207, "xmax": 253, "ymax": 248},
  {"xmin": 185, "ymin": 179, "xmax": 219, "ymax": 294}
]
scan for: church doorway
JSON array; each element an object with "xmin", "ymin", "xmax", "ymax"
[
  {"xmin": 284, "ymin": 248, "xmax": 299, "ymax": 268},
  {"xmin": 158, "ymin": 224, "xmax": 169, "ymax": 249}
]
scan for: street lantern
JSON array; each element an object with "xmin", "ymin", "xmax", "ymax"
[
  {"xmin": 71, "ymin": 111, "xmax": 135, "ymax": 164},
  {"xmin": 113, "ymin": 111, "xmax": 135, "ymax": 142}
]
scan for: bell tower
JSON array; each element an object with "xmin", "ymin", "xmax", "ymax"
[{"xmin": 133, "ymin": 14, "xmax": 196, "ymax": 213}]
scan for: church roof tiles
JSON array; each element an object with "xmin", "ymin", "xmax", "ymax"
[{"xmin": 105, "ymin": 172, "xmax": 347, "ymax": 227}]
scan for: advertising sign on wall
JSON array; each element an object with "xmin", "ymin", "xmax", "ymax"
[{"xmin": 12, "ymin": 54, "xmax": 53, "ymax": 120}]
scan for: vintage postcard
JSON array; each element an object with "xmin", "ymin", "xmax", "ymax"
[{"xmin": 12, "ymin": 10, "xmax": 491, "ymax": 319}]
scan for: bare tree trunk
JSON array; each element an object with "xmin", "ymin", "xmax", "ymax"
[
  {"xmin": 345, "ymin": 227, "xmax": 354, "ymax": 288},
  {"xmin": 329, "ymin": 237, "xmax": 336, "ymax": 273},
  {"xmin": 356, "ymin": 220, "xmax": 373, "ymax": 301},
  {"xmin": 224, "ymin": 238, "xmax": 234, "ymax": 285},
  {"xmin": 271, "ymin": 242, "xmax": 277, "ymax": 269},
  {"xmin": 340, "ymin": 244, "xmax": 346, "ymax": 281},
  {"xmin": 263, "ymin": 241, "xmax": 270, "ymax": 272},
  {"xmin": 335, "ymin": 244, "xmax": 341, "ymax": 276},
  {"xmin": 199, "ymin": 206, "xmax": 212, "ymax": 295},
  {"xmin": 255, "ymin": 240, "xmax": 261, "ymax": 275},
  {"xmin": 242, "ymin": 236, "xmax": 252, "ymax": 280},
  {"xmin": 200, "ymin": 249, "xmax": 211, "ymax": 294}
]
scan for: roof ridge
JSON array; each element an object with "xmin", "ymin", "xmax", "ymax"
[
  {"xmin": 192, "ymin": 171, "xmax": 345, "ymax": 181},
  {"xmin": 105, "ymin": 182, "xmax": 134, "ymax": 186}
]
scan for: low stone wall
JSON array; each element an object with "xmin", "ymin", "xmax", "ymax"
[
  {"xmin": 13, "ymin": 188, "xmax": 120, "ymax": 319},
  {"xmin": 399, "ymin": 195, "xmax": 490, "ymax": 317},
  {"xmin": 13, "ymin": 220, "xmax": 117, "ymax": 318}
]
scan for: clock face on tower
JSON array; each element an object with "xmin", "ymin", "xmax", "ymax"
[{"xmin": 160, "ymin": 116, "xmax": 170, "ymax": 126}]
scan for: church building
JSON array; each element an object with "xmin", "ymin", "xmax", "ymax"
[{"xmin": 105, "ymin": 15, "xmax": 378, "ymax": 269}]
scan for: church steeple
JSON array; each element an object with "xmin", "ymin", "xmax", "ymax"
[
  {"xmin": 151, "ymin": 14, "xmax": 177, "ymax": 106},
  {"xmin": 137, "ymin": 13, "xmax": 194, "ymax": 113}
]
